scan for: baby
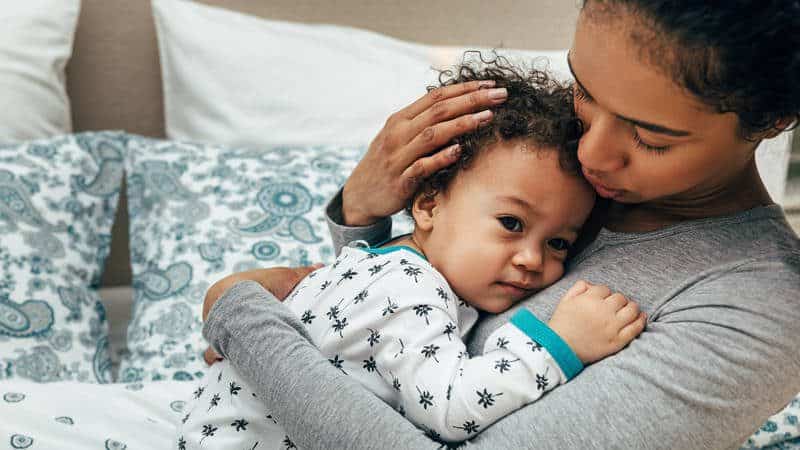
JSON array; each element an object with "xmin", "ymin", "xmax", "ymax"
[{"xmin": 177, "ymin": 60, "xmax": 645, "ymax": 449}]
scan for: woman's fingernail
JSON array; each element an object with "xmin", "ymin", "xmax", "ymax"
[
  {"xmin": 449, "ymin": 144, "xmax": 461, "ymax": 158},
  {"xmin": 479, "ymin": 80, "xmax": 496, "ymax": 88},
  {"xmin": 473, "ymin": 110, "xmax": 492, "ymax": 125},
  {"xmin": 488, "ymin": 88, "xmax": 507, "ymax": 101}
]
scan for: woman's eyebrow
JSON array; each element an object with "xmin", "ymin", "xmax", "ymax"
[{"xmin": 566, "ymin": 52, "xmax": 692, "ymax": 138}]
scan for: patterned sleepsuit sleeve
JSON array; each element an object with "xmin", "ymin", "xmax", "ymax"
[{"xmin": 370, "ymin": 253, "xmax": 581, "ymax": 443}]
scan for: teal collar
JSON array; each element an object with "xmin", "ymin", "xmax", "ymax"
[{"xmin": 363, "ymin": 245, "xmax": 427, "ymax": 261}]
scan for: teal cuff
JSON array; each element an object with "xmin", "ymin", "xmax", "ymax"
[{"xmin": 509, "ymin": 308, "xmax": 584, "ymax": 380}]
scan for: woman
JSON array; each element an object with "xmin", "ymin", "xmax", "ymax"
[{"xmin": 203, "ymin": 1, "xmax": 800, "ymax": 448}]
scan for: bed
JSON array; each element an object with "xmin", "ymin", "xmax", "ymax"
[{"xmin": 0, "ymin": 0, "xmax": 797, "ymax": 448}]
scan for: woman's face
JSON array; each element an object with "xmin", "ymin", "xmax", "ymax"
[{"xmin": 569, "ymin": 10, "xmax": 761, "ymax": 207}]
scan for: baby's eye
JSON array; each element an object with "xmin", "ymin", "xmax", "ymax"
[
  {"xmin": 498, "ymin": 216, "xmax": 523, "ymax": 232},
  {"xmin": 547, "ymin": 238, "xmax": 571, "ymax": 252}
]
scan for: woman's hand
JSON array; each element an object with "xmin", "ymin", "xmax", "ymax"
[
  {"xmin": 202, "ymin": 264, "xmax": 322, "ymax": 365},
  {"xmin": 342, "ymin": 81, "xmax": 508, "ymax": 226}
]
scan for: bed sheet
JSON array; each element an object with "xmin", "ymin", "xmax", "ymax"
[
  {"xmin": 0, "ymin": 378, "xmax": 797, "ymax": 449},
  {"xmin": 0, "ymin": 380, "xmax": 191, "ymax": 449}
]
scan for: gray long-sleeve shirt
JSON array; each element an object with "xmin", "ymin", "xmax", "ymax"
[{"xmin": 205, "ymin": 199, "xmax": 800, "ymax": 450}]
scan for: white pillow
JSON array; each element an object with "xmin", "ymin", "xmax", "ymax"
[
  {"xmin": 151, "ymin": 0, "xmax": 567, "ymax": 149},
  {"xmin": 151, "ymin": 0, "xmax": 791, "ymax": 204},
  {"xmin": 0, "ymin": 0, "xmax": 79, "ymax": 142}
]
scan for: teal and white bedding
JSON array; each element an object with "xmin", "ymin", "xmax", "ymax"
[
  {"xmin": 0, "ymin": 380, "xmax": 190, "ymax": 449},
  {"xmin": 0, "ymin": 132, "xmax": 796, "ymax": 449},
  {"xmin": 0, "ymin": 379, "xmax": 797, "ymax": 449}
]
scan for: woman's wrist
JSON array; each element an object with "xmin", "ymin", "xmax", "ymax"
[
  {"xmin": 342, "ymin": 184, "xmax": 381, "ymax": 226},
  {"xmin": 342, "ymin": 207, "xmax": 380, "ymax": 227}
]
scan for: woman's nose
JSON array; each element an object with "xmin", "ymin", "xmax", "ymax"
[{"xmin": 577, "ymin": 115, "xmax": 628, "ymax": 173}]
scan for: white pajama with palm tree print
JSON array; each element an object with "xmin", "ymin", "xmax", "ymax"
[{"xmin": 176, "ymin": 245, "xmax": 569, "ymax": 449}]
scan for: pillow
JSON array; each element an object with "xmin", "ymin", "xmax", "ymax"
[
  {"xmin": 0, "ymin": 132, "xmax": 125, "ymax": 383},
  {"xmin": 0, "ymin": 0, "xmax": 79, "ymax": 142},
  {"xmin": 119, "ymin": 134, "xmax": 413, "ymax": 382},
  {"xmin": 151, "ymin": 0, "xmax": 569, "ymax": 149}
]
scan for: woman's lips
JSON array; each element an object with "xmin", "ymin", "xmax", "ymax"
[{"xmin": 583, "ymin": 171, "xmax": 625, "ymax": 199}]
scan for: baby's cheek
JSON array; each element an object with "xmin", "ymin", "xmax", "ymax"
[{"xmin": 543, "ymin": 261, "xmax": 566, "ymax": 287}]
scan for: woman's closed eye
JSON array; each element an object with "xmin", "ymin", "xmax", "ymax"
[
  {"xmin": 498, "ymin": 216, "xmax": 523, "ymax": 232},
  {"xmin": 633, "ymin": 129, "xmax": 671, "ymax": 154},
  {"xmin": 547, "ymin": 238, "xmax": 571, "ymax": 252},
  {"xmin": 575, "ymin": 81, "xmax": 672, "ymax": 154}
]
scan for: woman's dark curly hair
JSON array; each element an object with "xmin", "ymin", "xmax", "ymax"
[
  {"xmin": 405, "ymin": 54, "xmax": 583, "ymax": 217},
  {"xmin": 582, "ymin": 0, "xmax": 800, "ymax": 139}
]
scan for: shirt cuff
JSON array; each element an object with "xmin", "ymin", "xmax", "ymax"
[
  {"xmin": 325, "ymin": 188, "xmax": 392, "ymax": 254},
  {"xmin": 509, "ymin": 308, "xmax": 584, "ymax": 380}
]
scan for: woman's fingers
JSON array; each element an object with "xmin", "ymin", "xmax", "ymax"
[
  {"xmin": 398, "ymin": 144, "xmax": 461, "ymax": 197},
  {"xmin": 405, "ymin": 110, "xmax": 494, "ymax": 160},
  {"xmin": 399, "ymin": 80, "xmax": 496, "ymax": 119},
  {"xmin": 409, "ymin": 87, "xmax": 507, "ymax": 134},
  {"xmin": 274, "ymin": 265, "xmax": 324, "ymax": 301},
  {"xmin": 294, "ymin": 264, "xmax": 322, "ymax": 278}
]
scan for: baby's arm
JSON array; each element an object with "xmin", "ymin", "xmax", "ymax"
[
  {"xmin": 373, "ymin": 301, "xmax": 564, "ymax": 443},
  {"xmin": 374, "ymin": 278, "xmax": 645, "ymax": 443}
]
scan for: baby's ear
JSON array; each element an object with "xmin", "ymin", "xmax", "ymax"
[{"xmin": 411, "ymin": 190, "xmax": 439, "ymax": 232}]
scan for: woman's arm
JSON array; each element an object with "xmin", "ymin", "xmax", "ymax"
[
  {"xmin": 201, "ymin": 266, "xmax": 319, "ymax": 364},
  {"xmin": 205, "ymin": 259, "xmax": 800, "ymax": 450}
]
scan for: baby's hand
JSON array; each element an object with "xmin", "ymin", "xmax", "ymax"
[{"xmin": 548, "ymin": 280, "xmax": 646, "ymax": 364}]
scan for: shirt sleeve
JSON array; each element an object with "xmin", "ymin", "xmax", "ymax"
[
  {"xmin": 205, "ymin": 257, "xmax": 800, "ymax": 450},
  {"xmin": 325, "ymin": 189, "xmax": 392, "ymax": 255},
  {"xmin": 365, "ymin": 270, "xmax": 570, "ymax": 443}
]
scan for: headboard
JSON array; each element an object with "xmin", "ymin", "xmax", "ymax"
[{"xmin": 66, "ymin": 0, "xmax": 581, "ymax": 287}]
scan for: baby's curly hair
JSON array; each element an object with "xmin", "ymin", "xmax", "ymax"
[{"xmin": 405, "ymin": 53, "xmax": 583, "ymax": 216}]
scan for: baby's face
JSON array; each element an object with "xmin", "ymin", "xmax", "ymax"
[{"xmin": 421, "ymin": 140, "xmax": 595, "ymax": 313}]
